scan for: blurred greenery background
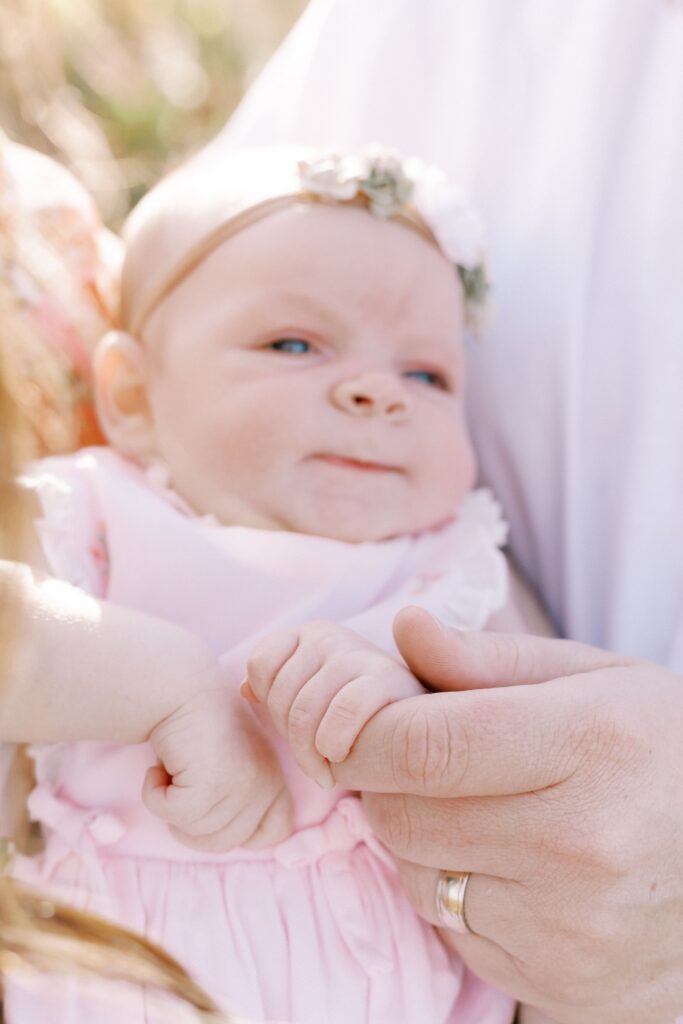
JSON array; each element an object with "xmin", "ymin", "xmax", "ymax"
[{"xmin": 0, "ymin": 0, "xmax": 307, "ymax": 226}]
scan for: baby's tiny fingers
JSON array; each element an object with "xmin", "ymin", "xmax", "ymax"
[
  {"xmin": 316, "ymin": 673, "xmax": 425, "ymax": 763},
  {"xmin": 259, "ymin": 640, "xmax": 325, "ymax": 737},
  {"xmin": 247, "ymin": 631, "xmax": 299, "ymax": 703},
  {"xmin": 286, "ymin": 664, "xmax": 355, "ymax": 786}
]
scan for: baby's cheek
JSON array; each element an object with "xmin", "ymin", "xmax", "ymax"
[{"xmin": 424, "ymin": 433, "xmax": 476, "ymax": 519}]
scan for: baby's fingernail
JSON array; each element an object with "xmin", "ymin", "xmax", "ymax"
[{"xmin": 239, "ymin": 680, "xmax": 260, "ymax": 704}]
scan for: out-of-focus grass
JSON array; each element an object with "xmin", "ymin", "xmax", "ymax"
[{"xmin": 0, "ymin": 0, "xmax": 307, "ymax": 225}]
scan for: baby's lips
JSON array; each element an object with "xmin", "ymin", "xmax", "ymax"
[{"xmin": 239, "ymin": 678, "xmax": 260, "ymax": 704}]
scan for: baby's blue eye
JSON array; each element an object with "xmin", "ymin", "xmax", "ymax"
[
  {"xmin": 403, "ymin": 369, "xmax": 448, "ymax": 390},
  {"xmin": 269, "ymin": 338, "xmax": 312, "ymax": 354}
]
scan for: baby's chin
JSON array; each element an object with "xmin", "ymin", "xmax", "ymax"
[
  {"xmin": 278, "ymin": 504, "xmax": 451, "ymax": 544},
  {"xmin": 184, "ymin": 490, "xmax": 449, "ymax": 542}
]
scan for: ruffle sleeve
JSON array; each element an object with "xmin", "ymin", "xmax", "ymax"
[
  {"xmin": 20, "ymin": 453, "xmax": 109, "ymax": 597},
  {"xmin": 437, "ymin": 488, "xmax": 509, "ymax": 630}
]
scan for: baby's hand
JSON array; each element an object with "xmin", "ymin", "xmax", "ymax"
[
  {"xmin": 245, "ymin": 622, "xmax": 424, "ymax": 787},
  {"xmin": 143, "ymin": 680, "xmax": 293, "ymax": 852}
]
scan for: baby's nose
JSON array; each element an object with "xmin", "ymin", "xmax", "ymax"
[{"xmin": 330, "ymin": 372, "xmax": 411, "ymax": 422}]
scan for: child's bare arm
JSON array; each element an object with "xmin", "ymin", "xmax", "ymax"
[
  {"xmin": 2, "ymin": 501, "xmax": 223, "ymax": 743},
  {"xmin": 0, "ymin": 559, "xmax": 216, "ymax": 744}
]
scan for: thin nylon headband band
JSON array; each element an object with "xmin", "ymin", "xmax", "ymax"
[{"xmin": 130, "ymin": 191, "xmax": 439, "ymax": 336}]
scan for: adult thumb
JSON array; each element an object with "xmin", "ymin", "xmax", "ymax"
[{"xmin": 393, "ymin": 606, "xmax": 634, "ymax": 692}]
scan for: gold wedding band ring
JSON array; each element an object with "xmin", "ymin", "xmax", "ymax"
[{"xmin": 436, "ymin": 871, "xmax": 473, "ymax": 934}]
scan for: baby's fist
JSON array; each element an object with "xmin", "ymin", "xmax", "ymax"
[{"xmin": 143, "ymin": 684, "xmax": 293, "ymax": 852}]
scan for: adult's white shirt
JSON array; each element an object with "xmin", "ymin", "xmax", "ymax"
[{"xmin": 214, "ymin": 0, "xmax": 683, "ymax": 669}]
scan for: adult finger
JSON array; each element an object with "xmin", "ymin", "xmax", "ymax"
[
  {"xmin": 360, "ymin": 790, "xmax": 560, "ymax": 879},
  {"xmin": 331, "ymin": 671, "xmax": 620, "ymax": 796},
  {"xmin": 393, "ymin": 855, "xmax": 522, "ymax": 940},
  {"xmin": 392, "ymin": 856, "xmax": 543, "ymax": 1005},
  {"xmin": 393, "ymin": 606, "xmax": 635, "ymax": 691}
]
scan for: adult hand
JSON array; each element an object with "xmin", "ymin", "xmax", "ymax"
[{"xmin": 331, "ymin": 607, "xmax": 683, "ymax": 1024}]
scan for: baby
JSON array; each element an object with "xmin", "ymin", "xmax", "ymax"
[{"xmin": 9, "ymin": 146, "xmax": 546, "ymax": 1024}]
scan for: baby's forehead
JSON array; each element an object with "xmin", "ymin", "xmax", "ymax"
[
  {"xmin": 175, "ymin": 204, "xmax": 464, "ymax": 335},
  {"xmin": 121, "ymin": 148, "xmax": 312, "ymax": 335}
]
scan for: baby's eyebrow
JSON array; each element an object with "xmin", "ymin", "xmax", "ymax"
[
  {"xmin": 397, "ymin": 334, "xmax": 463, "ymax": 364},
  {"xmin": 202, "ymin": 288, "xmax": 346, "ymax": 337},
  {"xmin": 266, "ymin": 290, "xmax": 345, "ymax": 326}
]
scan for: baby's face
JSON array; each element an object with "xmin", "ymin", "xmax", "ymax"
[{"xmin": 141, "ymin": 203, "xmax": 476, "ymax": 542}]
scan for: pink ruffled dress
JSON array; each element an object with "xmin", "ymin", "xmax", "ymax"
[{"xmin": 8, "ymin": 448, "xmax": 515, "ymax": 1024}]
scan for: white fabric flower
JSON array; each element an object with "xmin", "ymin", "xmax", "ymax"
[
  {"xmin": 433, "ymin": 203, "xmax": 486, "ymax": 269},
  {"xmin": 412, "ymin": 171, "xmax": 486, "ymax": 269},
  {"xmin": 297, "ymin": 146, "xmax": 490, "ymax": 328},
  {"xmin": 298, "ymin": 155, "xmax": 360, "ymax": 201}
]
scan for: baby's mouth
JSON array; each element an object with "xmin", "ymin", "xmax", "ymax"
[{"xmin": 310, "ymin": 453, "xmax": 403, "ymax": 474}]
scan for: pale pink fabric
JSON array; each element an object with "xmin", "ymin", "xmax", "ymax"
[{"xmin": 9, "ymin": 448, "xmax": 515, "ymax": 1024}]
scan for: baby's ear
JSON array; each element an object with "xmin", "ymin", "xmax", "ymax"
[{"xmin": 94, "ymin": 331, "xmax": 155, "ymax": 459}]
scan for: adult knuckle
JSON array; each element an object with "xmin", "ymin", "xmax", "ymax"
[
  {"xmin": 369, "ymin": 794, "xmax": 415, "ymax": 855},
  {"xmin": 580, "ymin": 818, "xmax": 635, "ymax": 879},
  {"xmin": 578, "ymin": 905, "xmax": 621, "ymax": 957},
  {"xmin": 584, "ymin": 700, "xmax": 650, "ymax": 772},
  {"xmin": 546, "ymin": 803, "xmax": 635, "ymax": 890},
  {"xmin": 550, "ymin": 890, "xmax": 619, "ymax": 957},
  {"xmin": 392, "ymin": 704, "xmax": 464, "ymax": 794}
]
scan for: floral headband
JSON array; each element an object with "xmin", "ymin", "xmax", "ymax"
[
  {"xmin": 299, "ymin": 149, "xmax": 490, "ymax": 327},
  {"xmin": 127, "ymin": 146, "xmax": 490, "ymax": 336}
]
